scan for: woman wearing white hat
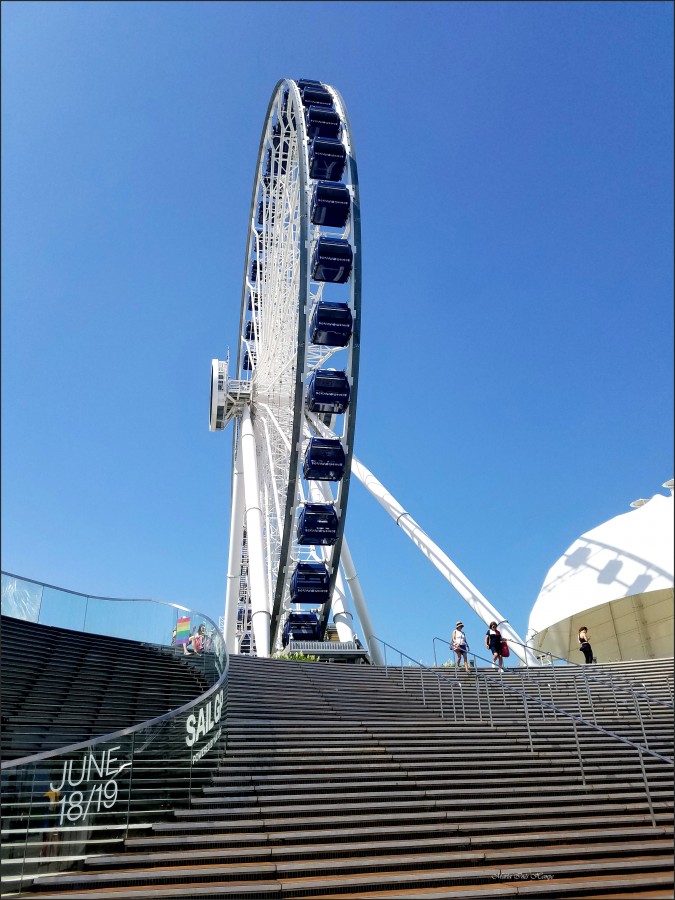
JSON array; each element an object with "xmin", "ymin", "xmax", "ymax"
[{"xmin": 451, "ymin": 621, "xmax": 470, "ymax": 672}]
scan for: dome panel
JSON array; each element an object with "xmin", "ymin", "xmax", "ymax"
[{"xmin": 528, "ymin": 493, "xmax": 674, "ymax": 662}]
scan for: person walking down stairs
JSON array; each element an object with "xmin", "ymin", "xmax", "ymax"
[
  {"xmin": 486, "ymin": 621, "xmax": 504, "ymax": 671},
  {"xmin": 451, "ymin": 621, "xmax": 471, "ymax": 672}
]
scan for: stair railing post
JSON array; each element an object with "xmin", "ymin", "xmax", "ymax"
[
  {"xmin": 400, "ymin": 651, "xmax": 404, "ymax": 690},
  {"xmin": 436, "ymin": 671, "xmax": 445, "ymax": 720},
  {"xmin": 124, "ymin": 732, "xmax": 135, "ymax": 841},
  {"xmin": 536, "ymin": 684, "xmax": 545, "ymax": 721},
  {"xmin": 485, "ymin": 674, "xmax": 493, "ymax": 727},
  {"xmin": 637, "ymin": 745, "xmax": 657, "ymax": 828},
  {"xmin": 608, "ymin": 672, "xmax": 620, "ymax": 717},
  {"xmin": 572, "ymin": 675, "xmax": 583, "ymax": 718},
  {"xmin": 188, "ymin": 729, "xmax": 194, "ymax": 808},
  {"xmin": 474, "ymin": 657, "xmax": 482, "ymax": 720},
  {"xmin": 19, "ymin": 763, "xmax": 38, "ymax": 893},
  {"xmin": 584, "ymin": 673, "xmax": 596, "ymax": 724},
  {"xmin": 571, "ymin": 719, "xmax": 587, "ymax": 789},
  {"xmin": 633, "ymin": 692, "xmax": 650, "ymax": 754},
  {"xmin": 522, "ymin": 688, "xmax": 534, "ymax": 754},
  {"xmin": 637, "ymin": 682, "xmax": 653, "ymax": 720},
  {"xmin": 420, "ymin": 666, "xmax": 426, "ymax": 707},
  {"xmin": 519, "ymin": 669, "xmax": 526, "ymax": 700},
  {"xmin": 549, "ymin": 683, "xmax": 557, "ymax": 720}
]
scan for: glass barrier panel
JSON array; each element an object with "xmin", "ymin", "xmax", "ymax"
[
  {"xmin": 1, "ymin": 735, "xmax": 135, "ymax": 893},
  {"xmin": 83, "ymin": 597, "xmax": 173, "ymax": 646},
  {"xmin": 1, "ymin": 574, "xmax": 43, "ymax": 622},
  {"xmin": 37, "ymin": 587, "xmax": 87, "ymax": 632},
  {"xmin": 1, "ymin": 682, "xmax": 227, "ymax": 893},
  {"xmin": 169, "ymin": 612, "xmax": 226, "ymax": 678}
]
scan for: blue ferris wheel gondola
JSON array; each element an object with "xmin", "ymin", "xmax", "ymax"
[
  {"xmin": 311, "ymin": 181, "xmax": 350, "ymax": 228},
  {"xmin": 305, "ymin": 106, "xmax": 341, "ymax": 141},
  {"xmin": 308, "ymin": 137, "xmax": 347, "ymax": 182},
  {"xmin": 303, "ymin": 438, "xmax": 346, "ymax": 481},
  {"xmin": 306, "ymin": 369, "xmax": 350, "ymax": 414},
  {"xmin": 311, "ymin": 237, "xmax": 353, "ymax": 283},
  {"xmin": 283, "ymin": 611, "xmax": 321, "ymax": 646},
  {"xmin": 310, "ymin": 300, "xmax": 353, "ymax": 346},
  {"xmin": 300, "ymin": 85, "xmax": 334, "ymax": 108},
  {"xmin": 244, "ymin": 320, "xmax": 256, "ymax": 340},
  {"xmin": 296, "ymin": 503, "xmax": 339, "ymax": 545},
  {"xmin": 290, "ymin": 562, "xmax": 331, "ymax": 604}
]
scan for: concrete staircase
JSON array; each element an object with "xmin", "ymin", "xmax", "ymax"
[
  {"xmin": 1, "ymin": 616, "xmax": 209, "ymax": 761},
  {"xmin": 21, "ymin": 654, "xmax": 674, "ymax": 898}
]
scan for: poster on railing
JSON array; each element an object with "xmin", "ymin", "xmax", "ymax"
[{"xmin": 174, "ymin": 616, "xmax": 191, "ymax": 646}]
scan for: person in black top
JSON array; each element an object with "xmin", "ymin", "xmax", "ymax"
[
  {"xmin": 578, "ymin": 626, "xmax": 594, "ymax": 664},
  {"xmin": 486, "ymin": 621, "xmax": 504, "ymax": 670}
]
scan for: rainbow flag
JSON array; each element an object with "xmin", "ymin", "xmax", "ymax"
[{"xmin": 175, "ymin": 616, "xmax": 191, "ymax": 645}]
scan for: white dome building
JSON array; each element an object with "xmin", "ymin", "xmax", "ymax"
[{"xmin": 527, "ymin": 483, "xmax": 674, "ymax": 663}]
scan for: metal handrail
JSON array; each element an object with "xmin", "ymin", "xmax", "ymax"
[
  {"xmin": 376, "ymin": 637, "xmax": 466, "ymax": 723},
  {"xmin": 0, "ymin": 665, "xmax": 228, "ymax": 771},
  {"xmin": 505, "ymin": 634, "xmax": 675, "ymax": 712},
  {"xmin": 0, "ymin": 569, "xmax": 229, "ymax": 704},
  {"xmin": 384, "ymin": 636, "xmax": 673, "ymax": 763},
  {"xmin": 373, "ymin": 636, "xmax": 673, "ymax": 829},
  {"xmin": 438, "ymin": 634, "xmax": 673, "ymax": 757},
  {"xmin": 433, "ymin": 632, "xmax": 673, "ymax": 731},
  {"xmin": 1, "ymin": 572, "xmax": 228, "ymax": 769}
]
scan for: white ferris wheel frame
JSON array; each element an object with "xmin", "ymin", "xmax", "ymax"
[
  {"xmin": 220, "ymin": 79, "xmax": 362, "ymax": 659},
  {"xmin": 214, "ymin": 79, "xmax": 538, "ymax": 668}
]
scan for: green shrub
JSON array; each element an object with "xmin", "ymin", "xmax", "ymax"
[{"xmin": 275, "ymin": 651, "xmax": 320, "ymax": 662}]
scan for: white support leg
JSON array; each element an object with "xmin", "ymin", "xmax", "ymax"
[
  {"xmin": 340, "ymin": 536, "xmax": 384, "ymax": 666},
  {"xmin": 350, "ymin": 456, "xmax": 538, "ymax": 667},
  {"xmin": 223, "ymin": 438, "xmax": 245, "ymax": 655},
  {"xmin": 241, "ymin": 404, "xmax": 271, "ymax": 658},
  {"xmin": 308, "ymin": 480, "xmax": 355, "ymax": 643},
  {"xmin": 331, "ymin": 565, "xmax": 356, "ymax": 643}
]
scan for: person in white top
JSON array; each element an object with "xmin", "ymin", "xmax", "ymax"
[{"xmin": 451, "ymin": 621, "xmax": 470, "ymax": 672}]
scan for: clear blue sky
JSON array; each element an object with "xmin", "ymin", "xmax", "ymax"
[{"xmin": 2, "ymin": 1, "xmax": 673, "ymax": 664}]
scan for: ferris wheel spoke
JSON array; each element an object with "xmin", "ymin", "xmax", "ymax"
[
  {"xmin": 257, "ymin": 412, "xmax": 288, "ymax": 522},
  {"xmin": 256, "ymin": 402, "xmax": 293, "ymax": 453}
]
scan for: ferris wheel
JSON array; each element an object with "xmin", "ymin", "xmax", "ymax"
[
  {"xmin": 209, "ymin": 78, "xmax": 367, "ymax": 659},
  {"xmin": 210, "ymin": 78, "xmax": 536, "ymax": 666}
]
